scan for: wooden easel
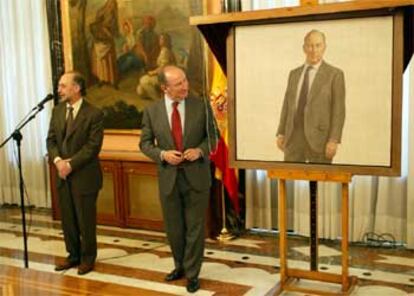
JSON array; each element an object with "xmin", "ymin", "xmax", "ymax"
[{"xmin": 268, "ymin": 169, "xmax": 358, "ymax": 295}]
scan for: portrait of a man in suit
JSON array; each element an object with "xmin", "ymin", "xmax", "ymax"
[{"xmin": 276, "ymin": 29, "xmax": 346, "ymax": 163}]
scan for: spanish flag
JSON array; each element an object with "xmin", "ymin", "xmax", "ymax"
[{"xmin": 209, "ymin": 58, "xmax": 239, "ymax": 214}]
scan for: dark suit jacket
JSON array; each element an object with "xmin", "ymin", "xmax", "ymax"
[
  {"xmin": 277, "ymin": 61, "xmax": 345, "ymax": 153},
  {"xmin": 46, "ymin": 99, "xmax": 104, "ymax": 194},
  {"xmin": 140, "ymin": 96, "xmax": 216, "ymax": 196}
]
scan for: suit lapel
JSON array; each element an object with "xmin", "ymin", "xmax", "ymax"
[
  {"xmin": 308, "ymin": 61, "xmax": 327, "ymax": 103},
  {"xmin": 65, "ymin": 100, "xmax": 87, "ymax": 140},
  {"xmin": 159, "ymin": 100, "xmax": 175, "ymax": 148},
  {"xmin": 292, "ymin": 67, "xmax": 303, "ymax": 95},
  {"xmin": 183, "ymin": 98, "xmax": 193, "ymax": 148},
  {"xmin": 58, "ymin": 104, "xmax": 67, "ymax": 137},
  {"xmin": 291, "ymin": 67, "xmax": 303, "ymax": 108}
]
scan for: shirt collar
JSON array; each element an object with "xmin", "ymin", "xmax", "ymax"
[
  {"xmin": 164, "ymin": 94, "xmax": 185, "ymax": 107},
  {"xmin": 305, "ymin": 60, "xmax": 322, "ymax": 71},
  {"xmin": 164, "ymin": 94, "xmax": 175, "ymax": 105},
  {"xmin": 66, "ymin": 98, "xmax": 83, "ymax": 115}
]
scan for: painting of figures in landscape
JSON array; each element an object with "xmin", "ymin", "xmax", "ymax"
[{"xmin": 65, "ymin": 0, "xmax": 204, "ymax": 129}]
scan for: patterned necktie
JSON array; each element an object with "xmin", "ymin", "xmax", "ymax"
[
  {"xmin": 171, "ymin": 102, "xmax": 183, "ymax": 152},
  {"xmin": 295, "ymin": 66, "xmax": 313, "ymax": 127}
]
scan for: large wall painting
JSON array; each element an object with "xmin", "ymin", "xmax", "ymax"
[{"xmin": 62, "ymin": 0, "xmax": 205, "ymax": 129}]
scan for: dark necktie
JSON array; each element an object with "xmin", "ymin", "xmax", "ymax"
[
  {"xmin": 295, "ymin": 66, "xmax": 313, "ymax": 127},
  {"xmin": 171, "ymin": 102, "xmax": 183, "ymax": 152},
  {"xmin": 65, "ymin": 106, "xmax": 74, "ymax": 137},
  {"xmin": 62, "ymin": 106, "xmax": 74, "ymax": 155}
]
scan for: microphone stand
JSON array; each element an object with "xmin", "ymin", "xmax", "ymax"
[{"xmin": 0, "ymin": 103, "xmax": 49, "ymax": 268}]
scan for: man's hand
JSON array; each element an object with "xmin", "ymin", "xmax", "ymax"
[
  {"xmin": 325, "ymin": 140, "xmax": 338, "ymax": 159},
  {"xmin": 163, "ymin": 150, "xmax": 184, "ymax": 165},
  {"xmin": 183, "ymin": 148, "xmax": 202, "ymax": 162},
  {"xmin": 55, "ymin": 159, "xmax": 72, "ymax": 179},
  {"xmin": 276, "ymin": 135, "xmax": 285, "ymax": 151}
]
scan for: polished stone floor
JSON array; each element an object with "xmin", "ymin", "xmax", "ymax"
[{"xmin": 0, "ymin": 207, "xmax": 413, "ymax": 295}]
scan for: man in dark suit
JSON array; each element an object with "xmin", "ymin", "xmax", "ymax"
[
  {"xmin": 139, "ymin": 65, "xmax": 216, "ymax": 293},
  {"xmin": 277, "ymin": 29, "xmax": 345, "ymax": 163},
  {"xmin": 46, "ymin": 71, "xmax": 104, "ymax": 275}
]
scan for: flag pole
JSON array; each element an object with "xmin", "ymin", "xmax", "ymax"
[{"xmin": 216, "ymin": 183, "xmax": 234, "ymax": 241}]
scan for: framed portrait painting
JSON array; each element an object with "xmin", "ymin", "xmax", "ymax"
[
  {"xmin": 228, "ymin": 8, "xmax": 405, "ymax": 176},
  {"xmin": 61, "ymin": 0, "xmax": 206, "ymax": 129}
]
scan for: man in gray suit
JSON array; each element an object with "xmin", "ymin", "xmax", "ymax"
[
  {"xmin": 47, "ymin": 71, "xmax": 104, "ymax": 275},
  {"xmin": 139, "ymin": 65, "xmax": 216, "ymax": 293},
  {"xmin": 277, "ymin": 29, "xmax": 345, "ymax": 163}
]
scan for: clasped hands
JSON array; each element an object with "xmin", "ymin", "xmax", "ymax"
[
  {"xmin": 163, "ymin": 148, "xmax": 202, "ymax": 165},
  {"xmin": 55, "ymin": 159, "xmax": 72, "ymax": 179},
  {"xmin": 276, "ymin": 135, "xmax": 338, "ymax": 159}
]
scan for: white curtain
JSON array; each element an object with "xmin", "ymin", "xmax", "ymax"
[
  {"xmin": 0, "ymin": 0, "xmax": 53, "ymax": 207},
  {"xmin": 245, "ymin": 0, "xmax": 414, "ymax": 248}
]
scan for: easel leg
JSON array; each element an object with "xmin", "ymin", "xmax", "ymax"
[
  {"xmin": 278, "ymin": 179, "xmax": 288, "ymax": 288},
  {"xmin": 309, "ymin": 181, "xmax": 318, "ymax": 271},
  {"xmin": 341, "ymin": 182, "xmax": 350, "ymax": 291}
]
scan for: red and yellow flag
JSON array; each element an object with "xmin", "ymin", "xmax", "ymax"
[{"xmin": 209, "ymin": 58, "xmax": 239, "ymax": 214}]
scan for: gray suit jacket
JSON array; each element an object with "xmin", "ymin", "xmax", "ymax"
[
  {"xmin": 46, "ymin": 100, "xmax": 104, "ymax": 194},
  {"xmin": 277, "ymin": 61, "xmax": 345, "ymax": 153},
  {"xmin": 140, "ymin": 96, "xmax": 216, "ymax": 196}
]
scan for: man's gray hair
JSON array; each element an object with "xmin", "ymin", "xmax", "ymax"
[
  {"xmin": 304, "ymin": 29, "xmax": 326, "ymax": 44},
  {"xmin": 157, "ymin": 65, "xmax": 186, "ymax": 86},
  {"xmin": 66, "ymin": 71, "xmax": 87, "ymax": 96}
]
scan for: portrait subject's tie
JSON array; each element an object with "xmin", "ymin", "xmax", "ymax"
[
  {"xmin": 171, "ymin": 101, "xmax": 183, "ymax": 152},
  {"xmin": 295, "ymin": 66, "xmax": 313, "ymax": 126}
]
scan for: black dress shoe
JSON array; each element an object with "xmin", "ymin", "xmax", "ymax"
[
  {"xmin": 54, "ymin": 259, "xmax": 79, "ymax": 271},
  {"xmin": 164, "ymin": 269, "xmax": 184, "ymax": 281},
  {"xmin": 77, "ymin": 263, "xmax": 94, "ymax": 275},
  {"xmin": 186, "ymin": 278, "xmax": 200, "ymax": 293}
]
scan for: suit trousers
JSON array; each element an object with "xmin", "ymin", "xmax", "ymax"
[
  {"xmin": 159, "ymin": 169, "xmax": 209, "ymax": 280},
  {"xmin": 284, "ymin": 124, "xmax": 331, "ymax": 164},
  {"xmin": 58, "ymin": 179, "xmax": 98, "ymax": 265}
]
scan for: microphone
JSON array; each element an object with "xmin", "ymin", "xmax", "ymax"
[{"xmin": 33, "ymin": 94, "xmax": 54, "ymax": 110}]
